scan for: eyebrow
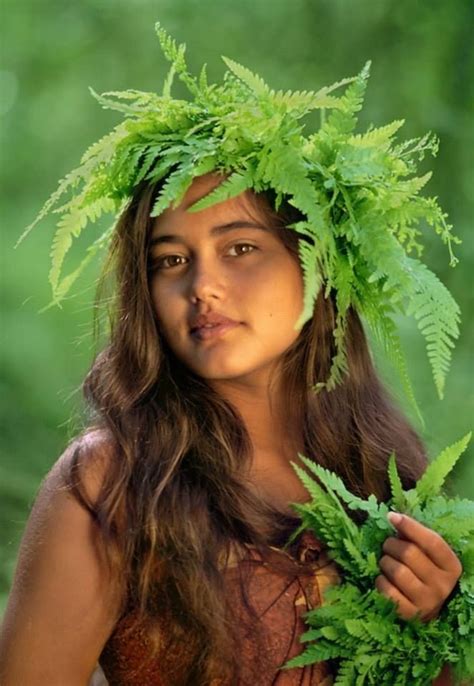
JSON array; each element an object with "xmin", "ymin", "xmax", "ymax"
[{"xmin": 149, "ymin": 221, "xmax": 270, "ymax": 246}]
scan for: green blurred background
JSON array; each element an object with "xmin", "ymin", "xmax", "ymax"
[{"xmin": 1, "ymin": 0, "xmax": 473, "ymax": 611}]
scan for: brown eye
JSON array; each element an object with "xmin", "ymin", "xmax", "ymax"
[
  {"xmin": 228, "ymin": 243, "xmax": 258, "ymax": 257},
  {"xmin": 149, "ymin": 254, "xmax": 187, "ymax": 271}
]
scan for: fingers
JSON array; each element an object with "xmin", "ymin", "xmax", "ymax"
[
  {"xmin": 374, "ymin": 573, "xmax": 421, "ymax": 621},
  {"xmin": 387, "ymin": 512, "xmax": 463, "ymax": 576},
  {"xmin": 377, "ymin": 512, "xmax": 464, "ymax": 623},
  {"xmin": 381, "ymin": 536, "xmax": 439, "ymax": 586},
  {"xmin": 378, "ymin": 553, "xmax": 426, "ymax": 605}
]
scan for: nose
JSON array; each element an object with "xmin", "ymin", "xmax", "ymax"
[{"xmin": 187, "ymin": 255, "xmax": 226, "ymax": 303}]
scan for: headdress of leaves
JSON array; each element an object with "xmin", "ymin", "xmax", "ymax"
[{"xmin": 18, "ymin": 22, "xmax": 462, "ymax": 417}]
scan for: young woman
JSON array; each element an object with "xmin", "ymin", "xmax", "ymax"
[{"xmin": 0, "ymin": 170, "xmax": 461, "ymax": 685}]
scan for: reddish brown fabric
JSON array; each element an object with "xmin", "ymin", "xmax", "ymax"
[{"xmin": 99, "ymin": 530, "xmax": 341, "ymax": 685}]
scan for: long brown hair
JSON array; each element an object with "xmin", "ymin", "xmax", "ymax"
[{"xmin": 65, "ymin": 177, "xmax": 428, "ymax": 684}]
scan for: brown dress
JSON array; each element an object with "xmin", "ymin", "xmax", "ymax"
[{"xmin": 99, "ymin": 529, "xmax": 342, "ymax": 685}]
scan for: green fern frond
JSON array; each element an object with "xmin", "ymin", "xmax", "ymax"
[
  {"xmin": 150, "ymin": 161, "xmax": 196, "ymax": 217},
  {"xmin": 295, "ymin": 456, "xmax": 361, "ymax": 538},
  {"xmin": 49, "ymin": 197, "xmax": 116, "ymax": 294},
  {"xmin": 162, "ymin": 64, "xmax": 176, "ymax": 97},
  {"xmin": 15, "ymin": 161, "xmax": 92, "ymax": 247},
  {"xmin": 348, "ymin": 119, "xmax": 405, "ymax": 149},
  {"xmin": 291, "ymin": 462, "xmax": 329, "ymax": 501},
  {"xmin": 405, "ymin": 258, "xmax": 461, "ymax": 399},
  {"xmin": 49, "ymin": 210, "xmax": 87, "ymax": 294},
  {"xmin": 79, "ymin": 123, "xmax": 129, "ymax": 165},
  {"xmin": 88, "ymin": 87, "xmax": 150, "ymax": 117},
  {"xmin": 154, "ymin": 22, "xmax": 198, "ymax": 97},
  {"xmin": 415, "ymin": 432, "xmax": 471, "ymax": 504},
  {"xmin": 319, "ymin": 60, "xmax": 371, "ymax": 140},
  {"xmin": 221, "ymin": 56, "xmax": 270, "ymax": 96},
  {"xmin": 186, "ymin": 168, "xmax": 254, "ymax": 212},
  {"xmin": 298, "ymin": 456, "xmax": 387, "ymax": 525},
  {"xmin": 414, "ymin": 196, "xmax": 460, "ymax": 267},
  {"xmin": 335, "ymin": 145, "xmax": 389, "ymax": 184},
  {"xmin": 392, "ymin": 130, "xmax": 439, "ymax": 163},
  {"xmin": 357, "ymin": 284, "xmax": 424, "ymax": 427},
  {"xmin": 269, "ymin": 75, "xmax": 358, "ymax": 117},
  {"xmin": 90, "ymin": 89, "xmax": 163, "ymax": 114},
  {"xmin": 270, "ymin": 89, "xmax": 343, "ymax": 114},
  {"xmin": 387, "ymin": 453, "xmax": 407, "ymax": 511},
  {"xmin": 132, "ymin": 145, "xmax": 166, "ymax": 186},
  {"xmin": 46, "ymin": 222, "xmax": 117, "ymax": 308},
  {"xmin": 294, "ymin": 238, "xmax": 324, "ymax": 331},
  {"xmin": 319, "ymin": 314, "xmax": 350, "ymax": 392},
  {"xmin": 155, "ymin": 21, "xmax": 184, "ymax": 64}
]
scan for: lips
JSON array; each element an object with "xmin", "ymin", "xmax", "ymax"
[
  {"xmin": 191, "ymin": 321, "xmax": 240, "ymax": 341},
  {"xmin": 189, "ymin": 312, "xmax": 239, "ymax": 333}
]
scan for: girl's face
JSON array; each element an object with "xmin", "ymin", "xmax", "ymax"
[{"xmin": 148, "ymin": 174, "xmax": 305, "ymax": 386}]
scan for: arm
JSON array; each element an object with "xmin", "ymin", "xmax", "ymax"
[{"xmin": 0, "ymin": 435, "xmax": 124, "ymax": 686}]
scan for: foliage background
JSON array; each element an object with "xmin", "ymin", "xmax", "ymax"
[{"xmin": 1, "ymin": 0, "xmax": 473, "ymax": 611}]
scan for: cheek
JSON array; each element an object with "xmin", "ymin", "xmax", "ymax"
[
  {"xmin": 258, "ymin": 262, "xmax": 304, "ymax": 316},
  {"xmin": 149, "ymin": 280, "xmax": 174, "ymax": 331}
]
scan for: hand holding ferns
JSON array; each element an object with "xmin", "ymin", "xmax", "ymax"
[
  {"xmin": 376, "ymin": 511, "xmax": 462, "ymax": 623},
  {"xmin": 283, "ymin": 432, "xmax": 473, "ymax": 685}
]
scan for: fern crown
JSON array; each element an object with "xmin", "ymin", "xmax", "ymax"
[{"xmin": 19, "ymin": 22, "xmax": 462, "ymax": 404}]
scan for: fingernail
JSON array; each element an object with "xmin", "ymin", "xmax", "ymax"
[{"xmin": 388, "ymin": 512, "xmax": 402, "ymax": 525}]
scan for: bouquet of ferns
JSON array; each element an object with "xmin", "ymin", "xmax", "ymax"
[{"xmin": 284, "ymin": 432, "xmax": 474, "ymax": 685}]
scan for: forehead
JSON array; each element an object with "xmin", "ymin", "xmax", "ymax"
[{"xmin": 151, "ymin": 174, "xmax": 269, "ymax": 236}]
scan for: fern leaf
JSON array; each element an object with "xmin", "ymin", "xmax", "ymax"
[
  {"xmin": 48, "ymin": 197, "xmax": 115, "ymax": 294},
  {"xmin": 296, "ymin": 455, "xmax": 361, "ymax": 540},
  {"xmin": 290, "ymin": 462, "xmax": 328, "ymax": 502},
  {"xmin": 298, "ymin": 455, "xmax": 385, "ymax": 522},
  {"xmin": 162, "ymin": 64, "xmax": 176, "ymax": 97},
  {"xmin": 79, "ymin": 124, "xmax": 129, "ymax": 166},
  {"xmin": 16, "ymin": 166, "xmax": 86, "ymax": 247},
  {"xmin": 415, "ymin": 433, "xmax": 471, "ymax": 504},
  {"xmin": 48, "ymin": 222, "xmax": 117, "ymax": 305},
  {"xmin": 186, "ymin": 169, "xmax": 254, "ymax": 212},
  {"xmin": 348, "ymin": 119, "xmax": 405, "ymax": 149},
  {"xmin": 88, "ymin": 87, "xmax": 147, "ymax": 116},
  {"xmin": 387, "ymin": 453, "xmax": 407, "ymax": 511},
  {"xmin": 405, "ymin": 258, "xmax": 461, "ymax": 399},
  {"xmin": 269, "ymin": 89, "xmax": 344, "ymax": 116},
  {"xmin": 49, "ymin": 210, "xmax": 86, "ymax": 293},
  {"xmin": 150, "ymin": 161, "xmax": 196, "ymax": 217},
  {"xmin": 358, "ymin": 289, "xmax": 424, "ymax": 427},
  {"xmin": 294, "ymin": 238, "xmax": 324, "ymax": 331},
  {"xmin": 318, "ymin": 61, "xmax": 371, "ymax": 141},
  {"xmin": 269, "ymin": 75, "xmax": 358, "ymax": 117},
  {"xmin": 221, "ymin": 56, "xmax": 270, "ymax": 96},
  {"xmin": 154, "ymin": 22, "xmax": 199, "ymax": 97}
]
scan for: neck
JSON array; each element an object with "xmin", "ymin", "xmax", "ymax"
[{"xmin": 209, "ymin": 369, "xmax": 305, "ymax": 465}]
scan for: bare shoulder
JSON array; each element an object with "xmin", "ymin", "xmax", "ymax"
[
  {"xmin": 0, "ymin": 428, "xmax": 124, "ymax": 685},
  {"xmin": 51, "ymin": 427, "xmax": 117, "ymax": 499}
]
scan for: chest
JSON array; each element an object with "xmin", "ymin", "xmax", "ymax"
[{"xmin": 248, "ymin": 454, "xmax": 312, "ymax": 515}]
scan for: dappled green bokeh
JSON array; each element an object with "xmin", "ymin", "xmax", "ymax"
[{"xmin": 1, "ymin": 0, "xmax": 473, "ymax": 610}]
